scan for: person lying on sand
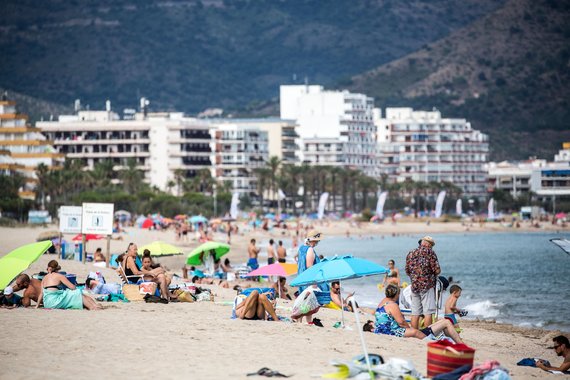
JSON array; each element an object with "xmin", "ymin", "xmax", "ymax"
[
  {"xmin": 373, "ymin": 284, "xmax": 462, "ymax": 343},
  {"xmin": 536, "ymin": 335, "xmax": 570, "ymax": 373},
  {"xmin": 11, "ymin": 273, "xmax": 42, "ymax": 307},
  {"xmin": 234, "ymin": 290, "xmax": 279, "ymax": 321}
]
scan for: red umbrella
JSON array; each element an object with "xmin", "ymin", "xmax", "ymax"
[
  {"xmin": 141, "ymin": 218, "xmax": 154, "ymax": 229},
  {"xmin": 72, "ymin": 234, "xmax": 104, "ymax": 241}
]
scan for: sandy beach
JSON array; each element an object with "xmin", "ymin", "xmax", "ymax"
[{"xmin": 0, "ymin": 221, "xmax": 568, "ymax": 380}]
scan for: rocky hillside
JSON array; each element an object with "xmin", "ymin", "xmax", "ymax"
[{"xmin": 347, "ymin": 0, "xmax": 570, "ymax": 160}]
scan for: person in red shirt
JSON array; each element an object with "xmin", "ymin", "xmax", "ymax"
[{"xmin": 405, "ymin": 236, "xmax": 441, "ymax": 329}]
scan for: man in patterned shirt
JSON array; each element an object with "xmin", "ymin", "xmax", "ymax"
[{"xmin": 405, "ymin": 236, "xmax": 441, "ymax": 329}]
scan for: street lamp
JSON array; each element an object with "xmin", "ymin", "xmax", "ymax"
[{"xmin": 213, "ymin": 183, "xmax": 217, "ymax": 217}]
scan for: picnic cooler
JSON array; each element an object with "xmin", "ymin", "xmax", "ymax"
[{"xmin": 427, "ymin": 340, "xmax": 475, "ymax": 377}]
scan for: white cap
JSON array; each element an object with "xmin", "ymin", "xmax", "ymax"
[{"xmin": 4, "ymin": 286, "xmax": 13, "ymax": 295}]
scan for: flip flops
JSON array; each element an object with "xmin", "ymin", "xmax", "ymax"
[{"xmin": 247, "ymin": 367, "xmax": 291, "ymax": 377}]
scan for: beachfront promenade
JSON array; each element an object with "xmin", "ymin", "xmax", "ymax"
[{"xmin": 0, "ymin": 221, "xmax": 567, "ymax": 379}]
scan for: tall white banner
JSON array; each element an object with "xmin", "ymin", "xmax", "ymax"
[
  {"xmin": 488, "ymin": 198, "xmax": 495, "ymax": 220},
  {"xmin": 376, "ymin": 191, "xmax": 388, "ymax": 218},
  {"xmin": 456, "ymin": 199, "xmax": 462, "ymax": 216},
  {"xmin": 317, "ymin": 192, "xmax": 329, "ymax": 220},
  {"xmin": 230, "ymin": 193, "xmax": 240, "ymax": 219},
  {"xmin": 434, "ymin": 191, "xmax": 446, "ymax": 218}
]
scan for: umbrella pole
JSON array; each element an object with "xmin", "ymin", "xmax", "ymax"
[
  {"xmin": 340, "ymin": 280, "xmax": 345, "ymax": 328},
  {"xmin": 351, "ymin": 298, "xmax": 373, "ymax": 379},
  {"xmin": 82, "ymin": 234, "xmax": 86, "ymax": 263}
]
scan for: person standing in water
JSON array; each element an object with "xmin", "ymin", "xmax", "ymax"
[{"xmin": 267, "ymin": 239, "xmax": 276, "ymax": 265}]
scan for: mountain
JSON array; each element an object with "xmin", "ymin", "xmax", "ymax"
[
  {"xmin": 0, "ymin": 0, "xmax": 504, "ymax": 118},
  {"xmin": 347, "ymin": 0, "xmax": 570, "ymax": 161},
  {"xmin": 0, "ymin": 87, "xmax": 72, "ymax": 121}
]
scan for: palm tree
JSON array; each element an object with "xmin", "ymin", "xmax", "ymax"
[
  {"xmin": 173, "ymin": 169, "xmax": 186, "ymax": 196},
  {"xmin": 119, "ymin": 158, "xmax": 144, "ymax": 194},
  {"xmin": 358, "ymin": 174, "xmax": 377, "ymax": 210},
  {"xmin": 253, "ymin": 168, "xmax": 271, "ymax": 210},
  {"xmin": 266, "ymin": 156, "xmax": 282, "ymax": 202},
  {"xmin": 90, "ymin": 159, "xmax": 115, "ymax": 188}
]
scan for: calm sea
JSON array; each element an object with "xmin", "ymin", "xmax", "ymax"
[{"xmin": 310, "ymin": 232, "xmax": 570, "ymax": 332}]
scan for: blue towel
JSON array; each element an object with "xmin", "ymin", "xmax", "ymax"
[{"xmin": 517, "ymin": 358, "xmax": 550, "ymax": 367}]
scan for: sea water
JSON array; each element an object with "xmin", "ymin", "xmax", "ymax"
[{"xmin": 313, "ymin": 231, "xmax": 570, "ymax": 332}]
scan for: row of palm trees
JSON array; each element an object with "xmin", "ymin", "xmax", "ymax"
[{"xmin": 253, "ymin": 156, "xmax": 464, "ymax": 215}]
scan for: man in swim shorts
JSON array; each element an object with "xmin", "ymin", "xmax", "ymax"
[{"xmin": 247, "ymin": 238, "xmax": 260, "ymax": 270}]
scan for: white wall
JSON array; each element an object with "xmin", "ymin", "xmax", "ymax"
[{"xmin": 148, "ymin": 118, "xmax": 170, "ymax": 190}]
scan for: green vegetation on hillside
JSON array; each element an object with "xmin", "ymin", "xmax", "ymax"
[
  {"xmin": 0, "ymin": 0, "xmax": 503, "ymax": 118},
  {"xmin": 348, "ymin": 0, "xmax": 570, "ymax": 160}
]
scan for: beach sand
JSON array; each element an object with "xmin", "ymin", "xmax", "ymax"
[{"xmin": 0, "ymin": 221, "xmax": 568, "ymax": 379}]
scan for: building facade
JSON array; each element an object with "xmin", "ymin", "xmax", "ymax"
[
  {"xmin": 375, "ymin": 107, "xmax": 489, "ymax": 197},
  {"xmin": 0, "ymin": 99, "xmax": 63, "ymax": 199},
  {"xmin": 280, "ymin": 85, "xmax": 378, "ymax": 177}
]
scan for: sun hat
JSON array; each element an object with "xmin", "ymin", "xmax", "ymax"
[
  {"xmin": 306, "ymin": 230, "xmax": 323, "ymax": 241},
  {"xmin": 418, "ymin": 236, "xmax": 435, "ymax": 246},
  {"xmin": 4, "ymin": 286, "xmax": 13, "ymax": 295}
]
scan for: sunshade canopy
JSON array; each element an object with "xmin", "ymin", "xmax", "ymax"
[
  {"xmin": 187, "ymin": 241, "xmax": 230, "ymax": 265},
  {"xmin": 138, "ymin": 241, "xmax": 184, "ymax": 256},
  {"xmin": 0, "ymin": 240, "xmax": 53, "ymax": 291},
  {"xmin": 245, "ymin": 262, "xmax": 297, "ymax": 277}
]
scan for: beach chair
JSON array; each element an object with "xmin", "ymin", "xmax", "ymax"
[{"xmin": 117, "ymin": 262, "xmax": 145, "ymax": 285}]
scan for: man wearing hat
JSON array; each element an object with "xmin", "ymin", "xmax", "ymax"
[{"xmin": 405, "ymin": 236, "xmax": 441, "ymax": 329}]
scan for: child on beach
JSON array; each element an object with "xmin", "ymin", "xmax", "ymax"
[{"xmin": 444, "ymin": 285, "xmax": 467, "ymax": 332}]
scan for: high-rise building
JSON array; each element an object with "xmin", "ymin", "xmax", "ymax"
[
  {"xmin": 375, "ymin": 107, "xmax": 489, "ymax": 197},
  {"xmin": 0, "ymin": 99, "xmax": 63, "ymax": 199},
  {"xmin": 280, "ymin": 85, "xmax": 378, "ymax": 177}
]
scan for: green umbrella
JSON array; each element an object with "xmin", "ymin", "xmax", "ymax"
[
  {"xmin": 186, "ymin": 241, "xmax": 230, "ymax": 265},
  {"xmin": 138, "ymin": 241, "xmax": 184, "ymax": 256},
  {"xmin": 0, "ymin": 240, "xmax": 53, "ymax": 291}
]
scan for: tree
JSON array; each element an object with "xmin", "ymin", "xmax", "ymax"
[{"xmin": 119, "ymin": 158, "xmax": 145, "ymax": 194}]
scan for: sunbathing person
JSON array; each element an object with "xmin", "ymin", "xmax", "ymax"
[
  {"xmin": 123, "ymin": 243, "xmax": 169, "ymax": 300},
  {"xmin": 0, "ymin": 286, "xmax": 22, "ymax": 308},
  {"xmin": 272, "ymin": 277, "xmax": 292, "ymax": 300},
  {"xmin": 11, "ymin": 273, "xmax": 42, "ymax": 307},
  {"xmin": 373, "ymin": 284, "xmax": 463, "ymax": 343},
  {"xmin": 140, "ymin": 254, "xmax": 171, "ymax": 300},
  {"xmin": 234, "ymin": 290, "xmax": 279, "ymax": 321},
  {"xmin": 37, "ymin": 260, "xmax": 100, "ymax": 310},
  {"xmin": 192, "ymin": 275, "xmax": 230, "ymax": 288},
  {"xmin": 85, "ymin": 273, "xmax": 121, "ymax": 295}
]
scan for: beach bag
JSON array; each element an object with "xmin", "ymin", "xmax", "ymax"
[
  {"xmin": 173, "ymin": 289, "xmax": 195, "ymax": 303},
  {"xmin": 139, "ymin": 282, "xmax": 157, "ymax": 295},
  {"xmin": 427, "ymin": 340, "xmax": 475, "ymax": 377},
  {"xmin": 122, "ymin": 284, "xmax": 145, "ymax": 301},
  {"xmin": 291, "ymin": 288, "xmax": 320, "ymax": 318}
]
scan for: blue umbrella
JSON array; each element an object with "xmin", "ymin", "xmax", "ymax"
[
  {"xmin": 290, "ymin": 255, "xmax": 388, "ymax": 287},
  {"xmin": 264, "ymin": 213, "xmax": 275, "ymax": 220},
  {"xmin": 189, "ymin": 215, "xmax": 208, "ymax": 224},
  {"xmin": 291, "ymin": 255, "xmax": 388, "ymax": 327}
]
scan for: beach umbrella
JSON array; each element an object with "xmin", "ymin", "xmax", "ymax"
[
  {"xmin": 189, "ymin": 215, "xmax": 208, "ymax": 224},
  {"xmin": 221, "ymin": 216, "xmax": 236, "ymax": 222},
  {"xmin": 291, "ymin": 255, "xmax": 388, "ymax": 327},
  {"xmin": 264, "ymin": 213, "xmax": 275, "ymax": 220},
  {"xmin": 555, "ymin": 212, "xmax": 567, "ymax": 219},
  {"xmin": 36, "ymin": 230, "xmax": 60, "ymax": 242},
  {"xmin": 138, "ymin": 241, "xmax": 183, "ymax": 256},
  {"xmin": 174, "ymin": 214, "xmax": 187, "ymax": 220},
  {"xmin": 72, "ymin": 234, "xmax": 104, "ymax": 241},
  {"xmin": 0, "ymin": 240, "xmax": 53, "ymax": 291},
  {"xmin": 141, "ymin": 218, "xmax": 153, "ymax": 229},
  {"xmin": 245, "ymin": 262, "xmax": 297, "ymax": 277},
  {"xmin": 186, "ymin": 241, "xmax": 230, "ymax": 265}
]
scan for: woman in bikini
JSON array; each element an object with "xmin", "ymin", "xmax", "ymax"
[
  {"xmin": 374, "ymin": 284, "xmax": 462, "ymax": 342},
  {"xmin": 123, "ymin": 243, "xmax": 170, "ymax": 300},
  {"xmin": 37, "ymin": 260, "xmax": 100, "ymax": 310}
]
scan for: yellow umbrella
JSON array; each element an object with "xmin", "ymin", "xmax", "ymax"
[{"xmin": 138, "ymin": 241, "xmax": 183, "ymax": 256}]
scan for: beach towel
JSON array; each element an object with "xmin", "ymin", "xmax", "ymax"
[
  {"xmin": 43, "ymin": 289, "xmax": 83, "ymax": 309},
  {"xmin": 459, "ymin": 360, "xmax": 507, "ymax": 380}
]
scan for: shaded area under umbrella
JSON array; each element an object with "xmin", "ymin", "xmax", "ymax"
[{"xmin": 0, "ymin": 240, "xmax": 53, "ymax": 291}]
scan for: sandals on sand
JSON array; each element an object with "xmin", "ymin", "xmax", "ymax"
[{"xmin": 247, "ymin": 367, "xmax": 291, "ymax": 377}]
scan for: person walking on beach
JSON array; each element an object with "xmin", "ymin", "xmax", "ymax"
[
  {"xmin": 297, "ymin": 230, "xmax": 329, "ymax": 295},
  {"xmin": 405, "ymin": 236, "xmax": 440, "ymax": 329},
  {"xmin": 277, "ymin": 240, "xmax": 287, "ymax": 263},
  {"xmin": 248, "ymin": 238, "xmax": 261, "ymax": 270},
  {"xmin": 267, "ymin": 239, "xmax": 276, "ymax": 265}
]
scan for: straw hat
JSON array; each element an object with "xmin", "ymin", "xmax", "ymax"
[
  {"xmin": 306, "ymin": 230, "xmax": 323, "ymax": 241},
  {"xmin": 418, "ymin": 236, "xmax": 435, "ymax": 246}
]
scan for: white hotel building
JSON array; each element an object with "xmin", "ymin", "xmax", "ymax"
[
  {"xmin": 375, "ymin": 107, "xmax": 489, "ymax": 197},
  {"xmin": 38, "ymin": 106, "xmax": 290, "ymax": 195},
  {"xmin": 280, "ymin": 85, "xmax": 378, "ymax": 177}
]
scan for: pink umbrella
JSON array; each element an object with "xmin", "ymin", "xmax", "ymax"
[
  {"xmin": 245, "ymin": 262, "xmax": 298, "ymax": 300},
  {"xmin": 555, "ymin": 212, "xmax": 567, "ymax": 219}
]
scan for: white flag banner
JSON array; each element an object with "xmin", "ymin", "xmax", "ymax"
[
  {"xmin": 456, "ymin": 199, "xmax": 462, "ymax": 216},
  {"xmin": 488, "ymin": 198, "xmax": 495, "ymax": 220},
  {"xmin": 230, "ymin": 193, "xmax": 240, "ymax": 219},
  {"xmin": 376, "ymin": 191, "xmax": 388, "ymax": 218},
  {"xmin": 297, "ymin": 186, "xmax": 304, "ymax": 196},
  {"xmin": 317, "ymin": 192, "xmax": 329, "ymax": 220},
  {"xmin": 434, "ymin": 191, "xmax": 446, "ymax": 218},
  {"xmin": 278, "ymin": 189, "xmax": 286, "ymax": 200}
]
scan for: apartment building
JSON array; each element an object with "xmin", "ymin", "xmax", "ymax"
[
  {"xmin": 375, "ymin": 107, "xmax": 489, "ymax": 197},
  {"xmin": 0, "ymin": 99, "xmax": 63, "ymax": 199},
  {"xmin": 280, "ymin": 85, "xmax": 378, "ymax": 177},
  {"xmin": 214, "ymin": 124, "xmax": 269, "ymax": 194}
]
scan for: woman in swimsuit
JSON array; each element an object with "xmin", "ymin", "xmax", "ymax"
[
  {"xmin": 37, "ymin": 260, "xmax": 101, "ymax": 310},
  {"xmin": 383, "ymin": 259, "xmax": 400, "ymax": 287},
  {"xmin": 374, "ymin": 284, "xmax": 463, "ymax": 343},
  {"xmin": 234, "ymin": 290, "xmax": 279, "ymax": 321},
  {"xmin": 123, "ymin": 243, "xmax": 170, "ymax": 300}
]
